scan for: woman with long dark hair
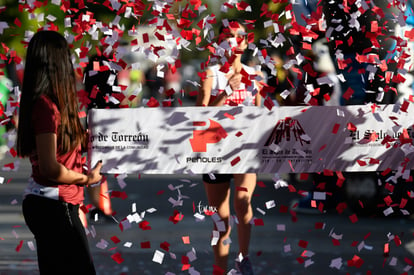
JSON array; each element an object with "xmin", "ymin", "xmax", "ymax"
[{"xmin": 16, "ymin": 30, "xmax": 102, "ymax": 275}]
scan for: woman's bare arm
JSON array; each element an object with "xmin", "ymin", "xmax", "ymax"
[{"xmin": 36, "ymin": 133, "xmax": 102, "ymax": 185}]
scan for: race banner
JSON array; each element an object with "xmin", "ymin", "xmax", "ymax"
[{"xmin": 88, "ymin": 103, "xmax": 414, "ymax": 175}]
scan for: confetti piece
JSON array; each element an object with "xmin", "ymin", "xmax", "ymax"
[
  {"xmin": 400, "ymin": 100, "xmax": 409, "ymax": 112},
  {"xmin": 349, "ymin": 214, "xmax": 358, "ymax": 223},
  {"xmin": 298, "ymin": 240, "xmax": 308, "ymax": 248},
  {"xmin": 182, "ymin": 236, "xmax": 190, "ymax": 244},
  {"xmin": 111, "ymin": 252, "xmax": 124, "ymax": 264},
  {"xmin": 141, "ymin": 241, "xmax": 151, "ymax": 249},
  {"xmin": 332, "ymin": 123, "xmax": 340, "ymax": 134},
  {"xmin": 231, "ymin": 156, "xmax": 241, "ymax": 166},
  {"xmin": 254, "ymin": 218, "xmax": 264, "ymax": 226},
  {"xmin": 265, "ymin": 200, "xmax": 276, "ymax": 209},
  {"xmin": 160, "ymin": 241, "xmax": 170, "ymax": 252},
  {"xmin": 110, "ymin": 236, "xmax": 121, "ymax": 244},
  {"xmin": 211, "ymin": 230, "xmax": 219, "ymax": 246},
  {"xmin": 348, "ymin": 255, "xmax": 364, "ymax": 268},
  {"xmin": 152, "ymin": 250, "xmax": 164, "ymax": 264},
  {"xmin": 15, "ymin": 240, "xmax": 23, "ymax": 252},
  {"xmin": 276, "ymin": 224, "xmax": 286, "ymax": 231}
]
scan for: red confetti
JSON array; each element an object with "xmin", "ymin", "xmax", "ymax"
[
  {"xmin": 254, "ymin": 218, "xmax": 264, "ymax": 226},
  {"xmin": 231, "ymin": 156, "xmax": 241, "ymax": 166},
  {"xmin": 384, "ymin": 243, "xmax": 390, "ymax": 257},
  {"xmin": 169, "ymin": 210, "xmax": 184, "ymax": 224},
  {"xmin": 319, "ymin": 144, "xmax": 327, "ymax": 152},
  {"xmin": 349, "ymin": 214, "xmax": 358, "ymax": 223},
  {"xmin": 110, "ymin": 236, "xmax": 121, "ymax": 244},
  {"xmin": 356, "ymin": 160, "xmax": 367, "ymax": 166},
  {"xmin": 279, "ymin": 205, "xmax": 289, "ymax": 213},
  {"xmin": 213, "ymin": 264, "xmax": 225, "ymax": 275},
  {"xmin": 257, "ymin": 181, "xmax": 266, "ymax": 188},
  {"xmin": 9, "ymin": 148, "xmax": 17, "ymax": 158},
  {"xmin": 347, "ymin": 122, "xmax": 357, "ymax": 132},
  {"xmin": 332, "ymin": 123, "xmax": 340, "ymax": 134},
  {"xmin": 264, "ymin": 96, "xmax": 275, "ymax": 110},
  {"xmin": 348, "ymin": 255, "xmax": 364, "ymax": 268},
  {"xmin": 14, "ymin": 18, "xmax": 22, "ymax": 27},
  {"xmin": 332, "ymin": 239, "xmax": 341, "ymax": 246},
  {"xmin": 15, "ymin": 240, "xmax": 23, "ymax": 252},
  {"xmin": 336, "ymin": 202, "xmax": 347, "ymax": 214},
  {"xmin": 139, "ymin": 220, "xmax": 152, "ymax": 230},
  {"xmin": 296, "ymin": 257, "xmax": 305, "ymax": 264},
  {"xmin": 146, "ymin": 97, "xmax": 160, "ymax": 108},
  {"xmin": 224, "ymin": 112, "xmax": 235, "ymax": 120},
  {"xmin": 160, "ymin": 241, "xmax": 170, "ymax": 252},
  {"xmin": 111, "ymin": 252, "xmax": 124, "ymax": 264},
  {"xmin": 315, "ymin": 222, "xmax": 324, "ymax": 229},
  {"xmin": 298, "ymin": 240, "xmax": 308, "ymax": 248},
  {"xmin": 141, "ymin": 241, "xmax": 151, "ymax": 249},
  {"xmin": 395, "ymin": 235, "xmax": 402, "ymax": 247},
  {"xmin": 400, "ymin": 100, "xmax": 409, "ymax": 112},
  {"xmin": 111, "ymin": 191, "xmax": 128, "ymax": 200},
  {"xmin": 342, "ymin": 87, "xmax": 354, "ymax": 100}
]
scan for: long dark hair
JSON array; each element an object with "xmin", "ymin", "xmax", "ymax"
[{"xmin": 16, "ymin": 30, "xmax": 84, "ymax": 157}]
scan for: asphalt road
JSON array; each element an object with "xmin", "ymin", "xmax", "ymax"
[{"xmin": 1, "ymin": 156, "xmax": 414, "ymax": 274}]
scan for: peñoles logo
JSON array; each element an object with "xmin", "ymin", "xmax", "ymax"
[
  {"xmin": 189, "ymin": 119, "xmax": 228, "ymax": 152},
  {"xmin": 265, "ymin": 117, "xmax": 309, "ymax": 146}
]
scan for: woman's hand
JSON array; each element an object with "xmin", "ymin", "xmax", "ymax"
[
  {"xmin": 226, "ymin": 72, "xmax": 242, "ymax": 91},
  {"xmin": 86, "ymin": 161, "xmax": 103, "ymax": 186}
]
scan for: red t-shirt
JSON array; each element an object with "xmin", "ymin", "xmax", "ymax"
[{"xmin": 29, "ymin": 95, "xmax": 84, "ymax": 205}]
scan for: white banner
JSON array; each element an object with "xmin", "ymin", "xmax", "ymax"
[{"xmin": 88, "ymin": 103, "xmax": 414, "ymax": 174}]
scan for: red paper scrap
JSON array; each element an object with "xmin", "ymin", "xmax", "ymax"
[
  {"xmin": 336, "ymin": 202, "xmax": 347, "ymax": 214},
  {"xmin": 347, "ymin": 122, "xmax": 357, "ymax": 132},
  {"xmin": 298, "ymin": 240, "xmax": 308, "ymax": 248},
  {"xmin": 15, "ymin": 240, "xmax": 23, "ymax": 252},
  {"xmin": 384, "ymin": 243, "xmax": 390, "ymax": 257},
  {"xmin": 343, "ymin": 87, "xmax": 354, "ymax": 100},
  {"xmin": 231, "ymin": 156, "xmax": 241, "ymax": 166},
  {"xmin": 110, "ymin": 236, "xmax": 121, "ymax": 244},
  {"xmin": 111, "ymin": 191, "xmax": 127, "ymax": 200},
  {"xmin": 348, "ymin": 255, "xmax": 364, "ymax": 268},
  {"xmin": 111, "ymin": 252, "xmax": 124, "ymax": 264},
  {"xmin": 393, "ymin": 235, "xmax": 402, "ymax": 247},
  {"xmin": 169, "ymin": 210, "xmax": 184, "ymax": 224},
  {"xmin": 264, "ymin": 96, "xmax": 275, "ymax": 110},
  {"xmin": 254, "ymin": 218, "xmax": 264, "ymax": 226},
  {"xmin": 141, "ymin": 241, "xmax": 151, "ymax": 249},
  {"xmin": 401, "ymin": 100, "xmax": 409, "ymax": 112},
  {"xmin": 332, "ymin": 239, "xmax": 341, "ymax": 246},
  {"xmin": 139, "ymin": 220, "xmax": 151, "ymax": 230},
  {"xmin": 332, "ymin": 123, "xmax": 340, "ymax": 134},
  {"xmin": 224, "ymin": 112, "xmax": 235, "ymax": 120},
  {"xmin": 182, "ymin": 236, "xmax": 190, "ymax": 244},
  {"xmin": 160, "ymin": 241, "xmax": 170, "ymax": 252},
  {"xmin": 349, "ymin": 214, "xmax": 358, "ymax": 223}
]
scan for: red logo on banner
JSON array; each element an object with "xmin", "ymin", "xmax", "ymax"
[
  {"xmin": 189, "ymin": 119, "xmax": 228, "ymax": 152},
  {"xmin": 264, "ymin": 117, "xmax": 310, "ymax": 146}
]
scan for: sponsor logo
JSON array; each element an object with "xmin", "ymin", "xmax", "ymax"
[
  {"xmin": 91, "ymin": 131, "xmax": 149, "ymax": 150},
  {"xmin": 186, "ymin": 156, "xmax": 222, "ymax": 163},
  {"xmin": 264, "ymin": 117, "xmax": 309, "ymax": 147},
  {"xmin": 189, "ymin": 119, "xmax": 228, "ymax": 152},
  {"xmin": 196, "ymin": 201, "xmax": 217, "ymax": 216}
]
